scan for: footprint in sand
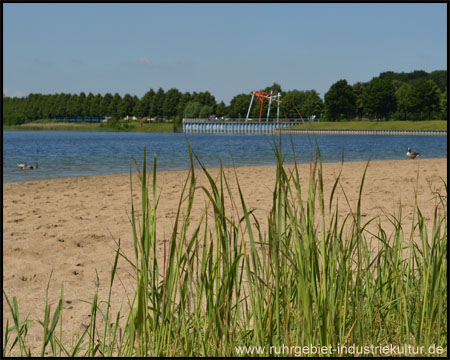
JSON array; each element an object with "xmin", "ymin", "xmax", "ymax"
[
  {"xmin": 20, "ymin": 274, "xmax": 38, "ymax": 282},
  {"xmin": 64, "ymin": 300, "xmax": 73, "ymax": 310},
  {"xmin": 10, "ymin": 218, "xmax": 24, "ymax": 223}
]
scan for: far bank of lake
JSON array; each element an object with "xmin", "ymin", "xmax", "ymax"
[
  {"xmin": 3, "ymin": 121, "xmax": 178, "ymax": 132},
  {"xmin": 3, "ymin": 119, "xmax": 447, "ymax": 133}
]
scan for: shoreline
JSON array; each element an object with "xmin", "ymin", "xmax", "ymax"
[{"xmin": 3, "ymin": 156, "xmax": 448, "ymax": 184}]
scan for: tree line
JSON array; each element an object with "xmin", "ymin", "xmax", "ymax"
[
  {"xmin": 326, "ymin": 70, "xmax": 447, "ymax": 121},
  {"xmin": 3, "ymin": 69, "xmax": 447, "ymax": 125}
]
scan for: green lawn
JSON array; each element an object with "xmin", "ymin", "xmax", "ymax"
[
  {"xmin": 289, "ymin": 120, "xmax": 447, "ymax": 131},
  {"xmin": 3, "ymin": 121, "xmax": 178, "ymax": 132},
  {"xmin": 4, "ymin": 119, "xmax": 447, "ymax": 132}
]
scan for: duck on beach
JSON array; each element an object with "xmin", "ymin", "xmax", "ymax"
[{"xmin": 406, "ymin": 148, "xmax": 420, "ymax": 159}]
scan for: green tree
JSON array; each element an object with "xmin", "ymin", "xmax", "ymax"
[
  {"xmin": 3, "ymin": 97, "xmax": 26, "ymax": 125},
  {"xmin": 199, "ymin": 104, "xmax": 214, "ymax": 118},
  {"xmin": 119, "ymin": 94, "xmax": 135, "ymax": 119},
  {"xmin": 54, "ymin": 93, "xmax": 67, "ymax": 118},
  {"xmin": 135, "ymin": 89, "xmax": 155, "ymax": 118},
  {"xmin": 406, "ymin": 70, "xmax": 429, "ymax": 82},
  {"xmin": 395, "ymin": 83, "xmax": 415, "ymax": 120},
  {"xmin": 66, "ymin": 94, "xmax": 80, "ymax": 118},
  {"xmin": 353, "ymin": 82, "xmax": 366, "ymax": 120},
  {"xmin": 183, "ymin": 101, "xmax": 203, "ymax": 118},
  {"xmin": 363, "ymin": 77, "xmax": 397, "ymax": 120},
  {"xmin": 162, "ymin": 88, "xmax": 182, "ymax": 120},
  {"xmin": 429, "ymin": 70, "xmax": 447, "ymax": 92},
  {"xmin": 77, "ymin": 92, "xmax": 87, "ymax": 117},
  {"xmin": 100, "ymin": 93, "xmax": 113, "ymax": 117},
  {"xmin": 229, "ymin": 93, "xmax": 251, "ymax": 119},
  {"xmin": 265, "ymin": 82, "xmax": 282, "ymax": 95},
  {"xmin": 40, "ymin": 95, "xmax": 53, "ymax": 119},
  {"xmin": 131, "ymin": 95, "xmax": 139, "ymax": 117},
  {"xmin": 440, "ymin": 88, "xmax": 447, "ymax": 119},
  {"xmin": 177, "ymin": 92, "xmax": 192, "ymax": 120},
  {"xmin": 108, "ymin": 93, "xmax": 122, "ymax": 120},
  {"xmin": 151, "ymin": 88, "xmax": 166, "ymax": 117},
  {"xmin": 391, "ymin": 79, "xmax": 403, "ymax": 91},
  {"xmin": 193, "ymin": 91, "xmax": 216, "ymax": 107},
  {"xmin": 410, "ymin": 79, "xmax": 441, "ymax": 120},
  {"xmin": 26, "ymin": 93, "xmax": 42, "ymax": 120},
  {"xmin": 215, "ymin": 101, "xmax": 228, "ymax": 118},
  {"xmin": 324, "ymin": 80, "xmax": 356, "ymax": 121},
  {"xmin": 86, "ymin": 92, "xmax": 95, "ymax": 117},
  {"xmin": 301, "ymin": 90, "xmax": 324, "ymax": 118},
  {"xmin": 282, "ymin": 90, "xmax": 308, "ymax": 118},
  {"xmin": 379, "ymin": 71, "xmax": 397, "ymax": 81},
  {"xmin": 92, "ymin": 94, "xmax": 103, "ymax": 117}
]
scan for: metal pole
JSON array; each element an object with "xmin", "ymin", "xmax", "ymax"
[
  {"xmin": 246, "ymin": 92, "xmax": 255, "ymax": 122},
  {"xmin": 277, "ymin": 93, "xmax": 280, "ymax": 122},
  {"xmin": 266, "ymin": 95, "xmax": 272, "ymax": 122}
]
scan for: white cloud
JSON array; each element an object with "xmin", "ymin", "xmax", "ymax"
[
  {"xmin": 138, "ymin": 56, "xmax": 159, "ymax": 67},
  {"xmin": 138, "ymin": 57, "xmax": 153, "ymax": 67}
]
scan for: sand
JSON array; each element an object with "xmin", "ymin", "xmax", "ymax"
[{"xmin": 2, "ymin": 158, "xmax": 447, "ymax": 355}]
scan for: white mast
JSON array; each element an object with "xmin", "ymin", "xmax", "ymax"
[
  {"xmin": 277, "ymin": 93, "xmax": 280, "ymax": 122},
  {"xmin": 245, "ymin": 92, "xmax": 255, "ymax": 122},
  {"xmin": 266, "ymin": 94, "xmax": 273, "ymax": 122}
]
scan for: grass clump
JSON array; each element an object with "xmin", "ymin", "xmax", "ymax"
[{"xmin": 3, "ymin": 138, "xmax": 447, "ymax": 357}]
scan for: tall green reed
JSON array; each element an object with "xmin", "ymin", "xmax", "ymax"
[{"xmin": 3, "ymin": 139, "xmax": 447, "ymax": 357}]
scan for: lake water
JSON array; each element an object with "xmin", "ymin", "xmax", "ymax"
[{"xmin": 3, "ymin": 131, "xmax": 447, "ymax": 183}]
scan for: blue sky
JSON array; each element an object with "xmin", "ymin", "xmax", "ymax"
[{"xmin": 3, "ymin": 3, "xmax": 447, "ymax": 104}]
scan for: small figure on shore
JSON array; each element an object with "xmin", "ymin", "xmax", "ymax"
[{"xmin": 406, "ymin": 148, "xmax": 420, "ymax": 159}]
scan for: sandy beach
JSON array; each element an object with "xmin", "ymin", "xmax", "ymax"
[{"xmin": 3, "ymin": 158, "xmax": 447, "ymax": 355}]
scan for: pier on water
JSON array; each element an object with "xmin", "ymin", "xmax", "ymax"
[
  {"xmin": 182, "ymin": 119, "xmax": 447, "ymax": 136},
  {"xmin": 182, "ymin": 118, "xmax": 302, "ymax": 133}
]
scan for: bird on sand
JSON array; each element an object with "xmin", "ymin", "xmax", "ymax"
[{"xmin": 406, "ymin": 148, "xmax": 420, "ymax": 159}]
